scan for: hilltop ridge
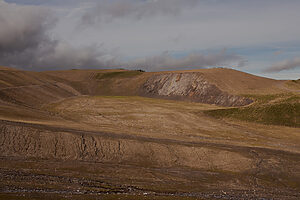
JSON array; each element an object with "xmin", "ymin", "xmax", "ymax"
[
  {"xmin": 0, "ymin": 68, "xmax": 275, "ymax": 108},
  {"xmin": 0, "ymin": 67, "xmax": 290, "ymax": 109}
]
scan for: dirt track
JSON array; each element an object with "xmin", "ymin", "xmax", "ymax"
[{"xmin": 1, "ymin": 166, "xmax": 299, "ymax": 200}]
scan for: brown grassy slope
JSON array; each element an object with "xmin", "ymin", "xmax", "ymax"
[
  {"xmin": 44, "ymin": 96, "xmax": 300, "ymax": 152},
  {"xmin": 92, "ymin": 68, "xmax": 285, "ymax": 95},
  {"xmin": 1, "ymin": 96, "xmax": 300, "ymax": 198},
  {"xmin": 0, "ymin": 70, "xmax": 44, "ymax": 88},
  {"xmin": 43, "ymin": 68, "xmax": 286, "ymax": 96},
  {"xmin": 0, "ymin": 67, "xmax": 294, "ymax": 118},
  {"xmin": 184, "ymin": 68, "xmax": 282, "ymax": 95},
  {"xmin": 42, "ymin": 69, "xmax": 123, "ymax": 94},
  {"xmin": 0, "ymin": 69, "xmax": 85, "ymax": 108},
  {"xmin": 0, "ymin": 68, "xmax": 145, "ymax": 121},
  {"xmin": 140, "ymin": 68, "xmax": 283, "ymax": 95},
  {"xmin": 285, "ymin": 79, "xmax": 300, "ymax": 91},
  {"xmin": 0, "ymin": 68, "xmax": 300, "ymax": 198},
  {"xmin": 0, "ymin": 67, "xmax": 286, "ymax": 104}
]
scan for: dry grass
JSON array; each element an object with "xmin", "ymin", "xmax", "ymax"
[
  {"xmin": 1, "ymin": 68, "xmax": 300, "ymax": 198},
  {"xmin": 286, "ymin": 79, "xmax": 300, "ymax": 90},
  {"xmin": 44, "ymin": 95, "xmax": 300, "ymax": 153}
]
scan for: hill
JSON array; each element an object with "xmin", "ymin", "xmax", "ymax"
[
  {"xmin": 0, "ymin": 67, "xmax": 289, "ymax": 107},
  {"xmin": 0, "ymin": 67, "xmax": 300, "ymax": 199}
]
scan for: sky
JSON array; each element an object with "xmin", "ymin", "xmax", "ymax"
[{"xmin": 1, "ymin": 0, "xmax": 300, "ymax": 79}]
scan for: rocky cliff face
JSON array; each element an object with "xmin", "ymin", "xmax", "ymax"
[{"xmin": 141, "ymin": 72, "xmax": 253, "ymax": 107}]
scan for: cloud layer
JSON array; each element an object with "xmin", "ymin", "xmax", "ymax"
[
  {"xmin": 265, "ymin": 57, "xmax": 300, "ymax": 72},
  {"xmin": 81, "ymin": 0, "xmax": 198, "ymax": 26},
  {"xmin": 1, "ymin": 0, "xmax": 300, "ymax": 78},
  {"xmin": 0, "ymin": 0, "xmax": 245, "ymax": 71},
  {"xmin": 0, "ymin": 0, "xmax": 117, "ymax": 70}
]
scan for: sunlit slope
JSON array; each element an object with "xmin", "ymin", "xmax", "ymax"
[
  {"xmin": 191, "ymin": 68, "xmax": 282, "ymax": 95},
  {"xmin": 0, "ymin": 67, "xmax": 300, "ymax": 198},
  {"xmin": 0, "ymin": 67, "xmax": 296, "ymax": 123},
  {"xmin": 1, "ymin": 95, "xmax": 300, "ymax": 198},
  {"xmin": 44, "ymin": 96, "xmax": 300, "ymax": 151},
  {"xmin": 0, "ymin": 67, "xmax": 289, "ymax": 108},
  {"xmin": 84, "ymin": 68, "xmax": 287, "ymax": 106}
]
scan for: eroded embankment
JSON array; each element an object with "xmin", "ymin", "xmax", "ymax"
[
  {"xmin": 141, "ymin": 72, "xmax": 253, "ymax": 107},
  {"xmin": 0, "ymin": 121, "xmax": 253, "ymax": 172}
]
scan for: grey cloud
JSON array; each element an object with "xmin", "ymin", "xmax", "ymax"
[
  {"xmin": 0, "ymin": 0, "xmax": 118, "ymax": 70},
  {"xmin": 4, "ymin": 0, "xmax": 91, "ymax": 6},
  {"xmin": 0, "ymin": 1, "xmax": 53, "ymax": 53},
  {"xmin": 126, "ymin": 50, "xmax": 246, "ymax": 71},
  {"xmin": 81, "ymin": 0, "xmax": 198, "ymax": 26},
  {"xmin": 0, "ymin": 0, "xmax": 247, "ymax": 72},
  {"xmin": 265, "ymin": 57, "xmax": 300, "ymax": 73}
]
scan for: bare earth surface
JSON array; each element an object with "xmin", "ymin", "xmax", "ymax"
[{"xmin": 0, "ymin": 67, "xmax": 299, "ymax": 199}]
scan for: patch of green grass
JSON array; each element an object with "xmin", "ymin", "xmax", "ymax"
[
  {"xmin": 206, "ymin": 94, "xmax": 300, "ymax": 127},
  {"xmin": 205, "ymin": 102, "xmax": 300, "ymax": 127},
  {"xmin": 99, "ymin": 96, "xmax": 132, "ymax": 99},
  {"xmin": 241, "ymin": 94, "xmax": 287, "ymax": 104},
  {"xmin": 96, "ymin": 70, "xmax": 143, "ymax": 80}
]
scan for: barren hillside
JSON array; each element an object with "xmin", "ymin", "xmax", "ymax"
[{"xmin": 0, "ymin": 67, "xmax": 299, "ymax": 199}]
